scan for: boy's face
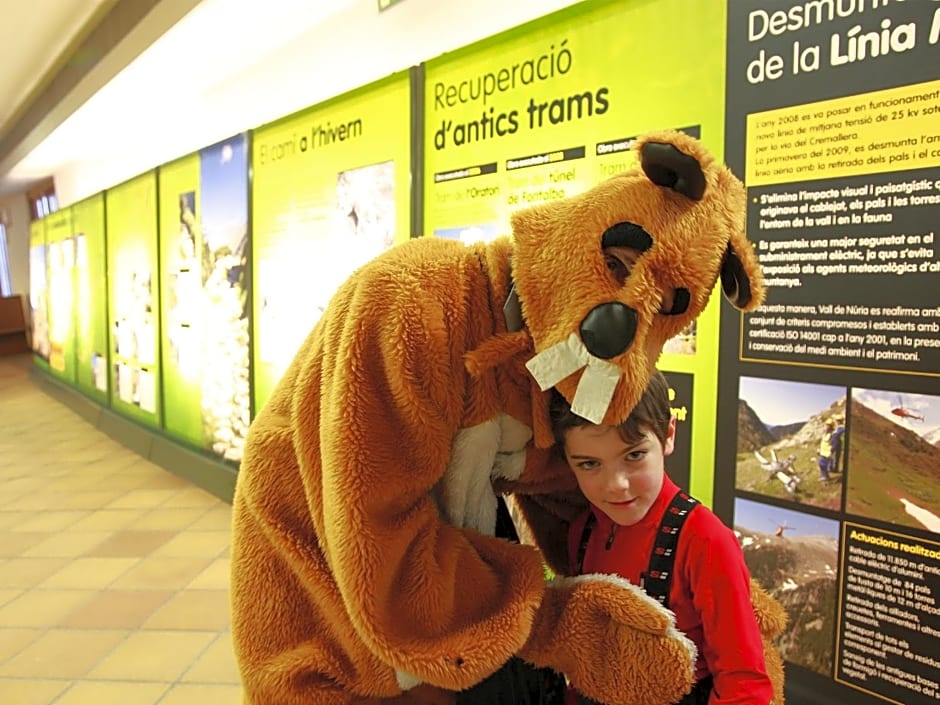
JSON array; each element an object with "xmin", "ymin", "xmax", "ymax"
[{"xmin": 563, "ymin": 418, "xmax": 675, "ymax": 527}]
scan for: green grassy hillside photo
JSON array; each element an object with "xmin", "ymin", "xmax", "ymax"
[{"xmin": 846, "ymin": 397, "xmax": 940, "ymax": 533}]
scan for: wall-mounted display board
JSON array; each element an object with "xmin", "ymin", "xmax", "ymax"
[
  {"xmin": 423, "ymin": 0, "xmax": 728, "ymax": 502},
  {"xmin": 251, "ymin": 71, "xmax": 412, "ymax": 410},
  {"xmin": 663, "ymin": 370, "xmax": 694, "ymax": 492},
  {"xmin": 106, "ymin": 172, "xmax": 161, "ymax": 426},
  {"xmin": 44, "ymin": 208, "xmax": 77, "ymax": 382},
  {"xmin": 71, "ymin": 193, "xmax": 109, "ymax": 402},
  {"xmin": 159, "ymin": 134, "xmax": 250, "ymax": 462},
  {"xmin": 28, "ymin": 219, "xmax": 50, "ymax": 368},
  {"xmin": 717, "ymin": 3, "xmax": 940, "ymax": 704}
]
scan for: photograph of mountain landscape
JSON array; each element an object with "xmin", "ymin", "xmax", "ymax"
[
  {"xmin": 845, "ymin": 388, "xmax": 940, "ymax": 535},
  {"xmin": 734, "ymin": 497, "xmax": 840, "ymax": 677},
  {"xmin": 735, "ymin": 376, "xmax": 846, "ymax": 509}
]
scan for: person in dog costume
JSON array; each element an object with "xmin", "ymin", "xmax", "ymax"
[{"xmin": 231, "ymin": 130, "xmax": 778, "ymax": 705}]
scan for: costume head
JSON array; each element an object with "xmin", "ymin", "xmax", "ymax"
[{"xmin": 513, "ymin": 129, "xmax": 763, "ymax": 425}]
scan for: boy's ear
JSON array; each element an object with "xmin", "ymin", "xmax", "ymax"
[{"xmin": 663, "ymin": 416, "xmax": 677, "ymax": 457}]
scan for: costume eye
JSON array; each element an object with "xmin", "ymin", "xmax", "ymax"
[{"xmin": 660, "ymin": 287, "xmax": 691, "ymax": 315}]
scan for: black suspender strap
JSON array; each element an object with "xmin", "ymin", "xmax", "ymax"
[
  {"xmin": 575, "ymin": 512, "xmax": 596, "ymax": 575},
  {"xmin": 575, "ymin": 489, "xmax": 699, "ymax": 610},
  {"xmin": 642, "ymin": 490, "xmax": 698, "ymax": 609}
]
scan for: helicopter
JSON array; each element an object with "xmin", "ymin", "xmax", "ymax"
[
  {"xmin": 772, "ymin": 521, "xmax": 795, "ymax": 538},
  {"xmin": 891, "ymin": 394, "xmax": 925, "ymax": 423}
]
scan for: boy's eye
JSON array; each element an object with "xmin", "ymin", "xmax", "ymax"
[
  {"xmin": 604, "ymin": 253, "xmax": 632, "ymax": 285},
  {"xmin": 626, "ymin": 450, "xmax": 648, "ymax": 461},
  {"xmin": 576, "ymin": 460, "xmax": 601, "ymax": 471}
]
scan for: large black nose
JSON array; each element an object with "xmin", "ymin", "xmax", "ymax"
[{"xmin": 579, "ymin": 303, "xmax": 637, "ymax": 359}]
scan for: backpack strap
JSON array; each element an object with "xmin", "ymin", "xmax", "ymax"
[{"xmin": 574, "ymin": 489, "xmax": 699, "ymax": 610}]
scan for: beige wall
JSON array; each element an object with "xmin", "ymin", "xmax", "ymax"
[{"xmin": 1, "ymin": 193, "xmax": 31, "ymax": 317}]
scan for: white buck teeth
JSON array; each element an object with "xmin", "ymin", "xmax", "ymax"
[{"xmin": 525, "ymin": 333, "xmax": 621, "ymax": 424}]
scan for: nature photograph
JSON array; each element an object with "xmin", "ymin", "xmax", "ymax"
[
  {"xmin": 433, "ymin": 223, "xmax": 499, "ymax": 245},
  {"xmin": 734, "ymin": 497, "xmax": 840, "ymax": 677},
  {"xmin": 198, "ymin": 136, "xmax": 250, "ymax": 462},
  {"xmin": 29, "ymin": 242, "xmax": 49, "ymax": 360},
  {"xmin": 845, "ymin": 388, "xmax": 940, "ymax": 535},
  {"xmin": 736, "ymin": 376, "xmax": 846, "ymax": 510}
]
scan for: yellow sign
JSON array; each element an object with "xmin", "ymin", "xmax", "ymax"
[
  {"xmin": 252, "ymin": 73, "xmax": 412, "ymax": 409},
  {"xmin": 747, "ymin": 78, "xmax": 940, "ymax": 187},
  {"xmin": 423, "ymin": 0, "xmax": 729, "ymax": 503},
  {"xmin": 424, "ymin": 0, "xmax": 726, "ymax": 245}
]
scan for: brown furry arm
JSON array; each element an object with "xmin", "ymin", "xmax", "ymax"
[{"xmin": 289, "ymin": 265, "xmax": 550, "ymax": 692}]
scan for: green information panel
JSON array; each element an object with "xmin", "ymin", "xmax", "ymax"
[
  {"xmin": 252, "ymin": 72, "xmax": 412, "ymax": 410},
  {"xmin": 160, "ymin": 154, "xmax": 202, "ymax": 447},
  {"xmin": 159, "ymin": 135, "xmax": 250, "ymax": 461},
  {"xmin": 424, "ymin": 0, "xmax": 727, "ymax": 502},
  {"xmin": 106, "ymin": 172, "xmax": 161, "ymax": 427},
  {"xmin": 44, "ymin": 208, "xmax": 77, "ymax": 382},
  {"xmin": 71, "ymin": 193, "xmax": 109, "ymax": 402},
  {"xmin": 28, "ymin": 219, "xmax": 49, "ymax": 370}
]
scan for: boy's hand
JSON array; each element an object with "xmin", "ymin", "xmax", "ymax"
[{"xmin": 519, "ymin": 575, "xmax": 696, "ymax": 705}]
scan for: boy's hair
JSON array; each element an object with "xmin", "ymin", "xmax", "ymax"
[{"xmin": 549, "ymin": 370, "xmax": 672, "ymax": 448}]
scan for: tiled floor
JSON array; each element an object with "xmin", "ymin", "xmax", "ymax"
[{"xmin": 0, "ymin": 355, "xmax": 242, "ymax": 705}]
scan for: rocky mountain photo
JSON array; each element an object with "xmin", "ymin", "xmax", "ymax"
[
  {"xmin": 736, "ymin": 399, "xmax": 775, "ymax": 453},
  {"xmin": 735, "ymin": 525, "xmax": 838, "ymax": 677}
]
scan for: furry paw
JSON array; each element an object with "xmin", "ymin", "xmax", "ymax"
[{"xmin": 520, "ymin": 575, "xmax": 696, "ymax": 705}]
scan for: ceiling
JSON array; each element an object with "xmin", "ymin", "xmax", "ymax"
[
  {"xmin": 0, "ymin": 0, "xmax": 113, "ymax": 133},
  {"xmin": 0, "ymin": 0, "xmax": 116, "ymax": 194},
  {"xmin": 0, "ymin": 0, "xmax": 359, "ymax": 198},
  {"xmin": 0, "ymin": 0, "xmax": 579, "ymax": 203}
]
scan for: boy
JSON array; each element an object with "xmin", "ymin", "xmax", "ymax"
[{"xmin": 550, "ymin": 371, "xmax": 774, "ymax": 705}]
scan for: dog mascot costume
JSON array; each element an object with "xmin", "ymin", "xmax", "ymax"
[{"xmin": 231, "ymin": 130, "xmax": 781, "ymax": 705}]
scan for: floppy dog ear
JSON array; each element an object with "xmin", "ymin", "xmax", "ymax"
[
  {"xmin": 721, "ymin": 234, "xmax": 764, "ymax": 311},
  {"xmin": 639, "ymin": 141, "xmax": 706, "ymax": 201}
]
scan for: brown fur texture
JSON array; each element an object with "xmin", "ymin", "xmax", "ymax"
[
  {"xmin": 750, "ymin": 580, "xmax": 788, "ymax": 704},
  {"xmin": 231, "ymin": 131, "xmax": 765, "ymax": 705}
]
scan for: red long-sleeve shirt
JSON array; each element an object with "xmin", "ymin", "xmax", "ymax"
[{"xmin": 566, "ymin": 476, "xmax": 773, "ymax": 705}]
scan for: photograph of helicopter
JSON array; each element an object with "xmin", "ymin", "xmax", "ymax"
[
  {"xmin": 772, "ymin": 519, "xmax": 795, "ymax": 538},
  {"xmin": 846, "ymin": 388, "xmax": 940, "ymax": 534},
  {"xmin": 733, "ymin": 498, "xmax": 840, "ymax": 676},
  {"xmin": 890, "ymin": 394, "xmax": 925, "ymax": 423}
]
